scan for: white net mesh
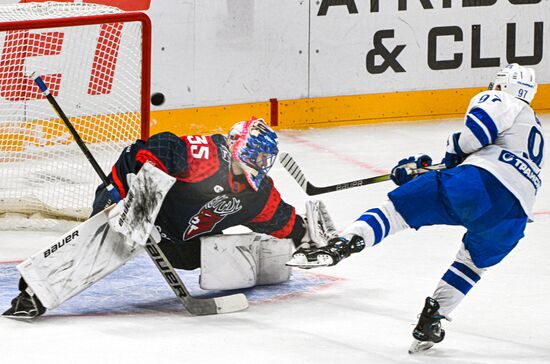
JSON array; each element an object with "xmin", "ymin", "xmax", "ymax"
[
  {"xmin": 0, "ymin": 2, "xmax": 121, "ymax": 20},
  {"xmin": 0, "ymin": 2, "xmax": 147, "ymax": 230}
]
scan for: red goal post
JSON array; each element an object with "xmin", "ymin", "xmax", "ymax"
[{"xmin": 0, "ymin": 3, "xmax": 151, "ymax": 230}]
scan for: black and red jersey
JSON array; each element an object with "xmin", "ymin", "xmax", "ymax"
[{"xmin": 106, "ymin": 132, "xmax": 305, "ymax": 244}]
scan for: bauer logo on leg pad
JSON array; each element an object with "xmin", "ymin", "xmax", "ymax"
[{"xmin": 43, "ymin": 230, "xmax": 79, "ymax": 258}]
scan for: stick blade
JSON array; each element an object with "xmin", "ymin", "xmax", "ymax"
[
  {"xmin": 212, "ymin": 293, "xmax": 249, "ymax": 314},
  {"xmin": 185, "ymin": 293, "xmax": 248, "ymax": 315}
]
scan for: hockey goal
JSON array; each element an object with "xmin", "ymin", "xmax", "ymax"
[{"xmin": 0, "ymin": 2, "xmax": 151, "ymax": 230}]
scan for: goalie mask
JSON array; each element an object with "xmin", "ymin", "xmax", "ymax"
[
  {"xmin": 228, "ymin": 117, "xmax": 279, "ymax": 191},
  {"xmin": 488, "ymin": 63, "xmax": 537, "ymax": 104}
]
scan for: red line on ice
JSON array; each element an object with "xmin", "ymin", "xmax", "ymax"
[{"xmin": 281, "ymin": 132, "xmax": 388, "ymax": 175}]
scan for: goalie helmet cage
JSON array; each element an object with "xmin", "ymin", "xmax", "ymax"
[{"xmin": 0, "ymin": 3, "xmax": 151, "ymax": 231}]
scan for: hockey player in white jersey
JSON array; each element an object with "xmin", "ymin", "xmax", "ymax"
[{"xmin": 287, "ymin": 64, "xmax": 544, "ymax": 353}]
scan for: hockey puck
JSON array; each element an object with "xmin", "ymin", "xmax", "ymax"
[{"xmin": 150, "ymin": 92, "xmax": 165, "ymax": 106}]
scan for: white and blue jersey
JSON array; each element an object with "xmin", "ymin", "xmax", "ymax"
[
  {"xmin": 343, "ymin": 91, "xmax": 544, "ymax": 268},
  {"xmin": 452, "ymin": 90, "xmax": 544, "ymax": 220}
]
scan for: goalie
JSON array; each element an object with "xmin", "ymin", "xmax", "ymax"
[{"xmin": 4, "ymin": 117, "xmax": 331, "ymax": 318}]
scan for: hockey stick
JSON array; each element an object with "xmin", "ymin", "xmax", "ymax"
[
  {"xmin": 279, "ymin": 152, "xmax": 445, "ymax": 195},
  {"xmin": 31, "ymin": 74, "xmax": 248, "ymax": 315}
]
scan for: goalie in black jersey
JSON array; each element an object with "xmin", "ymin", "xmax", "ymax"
[
  {"xmin": 93, "ymin": 117, "xmax": 308, "ymax": 270},
  {"xmin": 4, "ymin": 117, "xmax": 329, "ymax": 319}
]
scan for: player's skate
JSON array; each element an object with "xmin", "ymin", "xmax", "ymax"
[
  {"xmin": 287, "ymin": 235, "xmax": 365, "ymax": 269},
  {"xmin": 408, "ymin": 297, "xmax": 447, "ymax": 354},
  {"xmin": 2, "ymin": 289, "xmax": 46, "ymax": 320}
]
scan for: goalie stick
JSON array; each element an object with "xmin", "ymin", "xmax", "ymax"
[
  {"xmin": 31, "ymin": 74, "xmax": 248, "ymax": 315},
  {"xmin": 279, "ymin": 152, "xmax": 446, "ymax": 195}
]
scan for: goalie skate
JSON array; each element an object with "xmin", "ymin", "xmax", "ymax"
[{"xmin": 2, "ymin": 288, "xmax": 46, "ymax": 320}]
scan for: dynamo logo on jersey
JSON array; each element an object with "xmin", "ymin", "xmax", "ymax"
[{"xmin": 499, "ymin": 151, "xmax": 541, "ymax": 191}]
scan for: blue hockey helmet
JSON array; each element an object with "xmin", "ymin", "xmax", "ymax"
[{"xmin": 229, "ymin": 117, "xmax": 279, "ymax": 191}]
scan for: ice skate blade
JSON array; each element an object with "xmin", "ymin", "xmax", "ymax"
[
  {"xmin": 2, "ymin": 313, "xmax": 40, "ymax": 322},
  {"xmin": 408, "ymin": 339, "xmax": 435, "ymax": 354},
  {"xmin": 286, "ymin": 254, "xmax": 332, "ymax": 269}
]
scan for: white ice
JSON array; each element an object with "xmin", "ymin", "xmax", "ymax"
[{"xmin": 1, "ymin": 117, "xmax": 549, "ymax": 364}]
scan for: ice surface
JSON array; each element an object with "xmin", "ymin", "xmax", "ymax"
[{"xmin": 1, "ymin": 117, "xmax": 549, "ymax": 363}]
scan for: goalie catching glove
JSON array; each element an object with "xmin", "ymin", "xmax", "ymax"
[
  {"xmin": 300, "ymin": 200, "xmax": 338, "ymax": 247},
  {"xmin": 287, "ymin": 234, "xmax": 365, "ymax": 269}
]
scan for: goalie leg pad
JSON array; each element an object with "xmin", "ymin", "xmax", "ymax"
[
  {"xmin": 17, "ymin": 205, "xmax": 142, "ymax": 309},
  {"xmin": 199, "ymin": 234, "xmax": 292, "ymax": 290},
  {"xmin": 200, "ymin": 234, "xmax": 260, "ymax": 290},
  {"xmin": 256, "ymin": 236, "xmax": 292, "ymax": 285}
]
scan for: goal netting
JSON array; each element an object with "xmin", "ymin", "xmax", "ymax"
[{"xmin": 0, "ymin": 2, "xmax": 150, "ymax": 230}]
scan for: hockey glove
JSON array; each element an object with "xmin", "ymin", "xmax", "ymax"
[
  {"xmin": 286, "ymin": 235, "xmax": 365, "ymax": 269},
  {"xmin": 390, "ymin": 154, "xmax": 433, "ymax": 186},
  {"xmin": 443, "ymin": 132, "xmax": 467, "ymax": 168}
]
